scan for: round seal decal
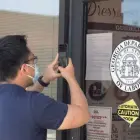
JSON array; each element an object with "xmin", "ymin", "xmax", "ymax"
[
  {"xmin": 110, "ymin": 39, "xmax": 140, "ymax": 92},
  {"xmin": 88, "ymin": 82, "xmax": 107, "ymax": 101}
]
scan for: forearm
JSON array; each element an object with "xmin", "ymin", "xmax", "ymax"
[
  {"xmin": 67, "ymin": 78, "xmax": 88, "ymax": 110},
  {"xmin": 26, "ymin": 77, "xmax": 49, "ymax": 92},
  {"xmin": 26, "ymin": 81, "xmax": 44, "ymax": 92}
]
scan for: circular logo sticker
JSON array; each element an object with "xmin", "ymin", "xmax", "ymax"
[
  {"xmin": 110, "ymin": 39, "xmax": 140, "ymax": 92},
  {"xmin": 87, "ymin": 82, "xmax": 107, "ymax": 101}
]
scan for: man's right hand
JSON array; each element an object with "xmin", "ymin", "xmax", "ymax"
[{"xmin": 58, "ymin": 58, "xmax": 75, "ymax": 80}]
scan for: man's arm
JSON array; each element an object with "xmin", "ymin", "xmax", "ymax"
[
  {"xmin": 30, "ymin": 56, "xmax": 90, "ymax": 130},
  {"xmin": 57, "ymin": 58, "xmax": 90, "ymax": 130},
  {"xmin": 30, "ymin": 75, "xmax": 89, "ymax": 130},
  {"xmin": 58, "ymin": 78, "xmax": 90, "ymax": 130},
  {"xmin": 26, "ymin": 81, "xmax": 44, "ymax": 92}
]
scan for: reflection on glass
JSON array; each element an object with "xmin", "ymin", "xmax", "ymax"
[{"xmin": 122, "ymin": 0, "xmax": 140, "ymax": 26}]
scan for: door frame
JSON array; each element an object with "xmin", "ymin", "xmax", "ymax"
[{"xmin": 57, "ymin": 0, "xmax": 88, "ymax": 140}]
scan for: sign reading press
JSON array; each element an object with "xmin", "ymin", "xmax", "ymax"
[{"xmin": 88, "ymin": 0, "xmax": 123, "ymax": 24}]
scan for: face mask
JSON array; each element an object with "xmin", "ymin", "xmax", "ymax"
[{"xmin": 26, "ymin": 64, "xmax": 40, "ymax": 83}]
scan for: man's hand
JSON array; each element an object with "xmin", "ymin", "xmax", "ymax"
[
  {"xmin": 58, "ymin": 58, "xmax": 75, "ymax": 81},
  {"xmin": 26, "ymin": 54, "xmax": 61, "ymax": 92},
  {"xmin": 42, "ymin": 54, "xmax": 62, "ymax": 83}
]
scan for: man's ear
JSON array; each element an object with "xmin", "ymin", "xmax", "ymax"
[{"xmin": 20, "ymin": 64, "xmax": 28, "ymax": 75}]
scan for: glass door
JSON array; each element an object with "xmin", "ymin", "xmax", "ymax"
[{"xmin": 86, "ymin": 0, "xmax": 140, "ymax": 140}]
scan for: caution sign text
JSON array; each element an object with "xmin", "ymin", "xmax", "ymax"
[{"xmin": 117, "ymin": 99, "xmax": 139, "ymax": 127}]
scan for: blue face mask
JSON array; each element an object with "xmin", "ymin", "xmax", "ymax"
[
  {"xmin": 33, "ymin": 64, "xmax": 40, "ymax": 83},
  {"xmin": 26, "ymin": 64, "xmax": 40, "ymax": 83}
]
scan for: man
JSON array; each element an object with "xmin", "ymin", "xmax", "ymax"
[{"xmin": 0, "ymin": 35, "xmax": 90, "ymax": 140}]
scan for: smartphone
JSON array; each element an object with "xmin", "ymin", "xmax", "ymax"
[{"xmin": 58, "ymin": 43, "xmax": 68, "ymax": 68}]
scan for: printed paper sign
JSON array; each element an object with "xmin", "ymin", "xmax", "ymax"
[
  {"xmin": 86, "ymin": 33, "xmax": 112, "ymax": 80},
  {"xmin": 87, "ymin": 106, "xmax": 112, "ymax": 140},
  {"xmin": 117, "ymin": 99, "xmax": 139, "ymax": 127}
]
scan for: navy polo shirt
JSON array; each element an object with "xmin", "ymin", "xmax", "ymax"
[{"xmin": 0, "ymin": 84, "xmax": 68, "ymax": 140}]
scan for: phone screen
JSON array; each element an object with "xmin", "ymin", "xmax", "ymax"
[{"xmin": 58, "ymin": 44, "xmax": 68, "ymax": 68}]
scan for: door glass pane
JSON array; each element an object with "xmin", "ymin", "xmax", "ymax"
[
  {"xmin": 123, "ymin": 0, "xmax": 140, "ymax": 26},
  {"xmin": 0, "ymin": 1, "xmax": 59, "ymax": 140},
  {"xmin": 87, "ymin": 0, "xmax": 140, "ymax": 140}
]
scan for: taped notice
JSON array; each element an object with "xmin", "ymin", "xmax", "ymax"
[
  {"xmin": 87, "ymin": 106, "xmax": 112, "ymax": 140},
  {"xmin": 86, "ymin": 33, "xmax": 112, "ymax": 80},
  {"xmin": 117, "ymin": 99, "xmax": 139, "ymax": 127}
]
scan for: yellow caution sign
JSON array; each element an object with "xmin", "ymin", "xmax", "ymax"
[{"xmin": 117, "ymin": 99, "xmax": 139, "ymax": 127}]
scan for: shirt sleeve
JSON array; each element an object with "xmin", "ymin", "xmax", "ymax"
[{"xmin": 30, "ymin": 92, "xmax": 68, "ymax": 129}]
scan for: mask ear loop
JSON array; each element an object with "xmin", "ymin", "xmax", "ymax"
[
  {"xmin": 26, "ymin": 64, "xmax": 35, "ymax": 69},
  {"xmin": 27, "ymin": 75, "xmax": 34, "ymax": 79},
  {"xmin": 25, "ymin": 64, "xmax": 35, "ymax": 79}
]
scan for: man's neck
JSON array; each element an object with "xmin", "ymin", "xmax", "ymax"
[{"xmin": 0, "ymin": 80, "xmax": 26, "ymax": 89}]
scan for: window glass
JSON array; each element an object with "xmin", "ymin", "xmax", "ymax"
[
  {"xmin": 87, "ymin": 0, "xmax": 140, "ymax": 140},
  {"xmin": 122, "ymin": 0, "xmax": 140, "ymax": 26}
]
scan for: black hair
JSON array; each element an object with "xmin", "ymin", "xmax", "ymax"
[{"xmin": 0, "ymin": 35, "xmax": 31, "ymax": 81}]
